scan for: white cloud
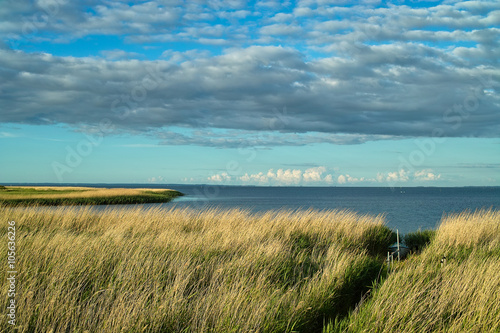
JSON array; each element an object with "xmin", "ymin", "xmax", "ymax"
[
  {"xmin": 303, "ymin": 166, "xmax": 327, "ymax": 182},
  {"xmin": 181, "ymin": 177, "xmax": 196, "ymax": 182},
  {"xmin": 148, "ymin": 176, "xmax": 164, "ymax": 183},
  {"xmin": 386, "ymin": 169, "xmax": 410, "ymax": 183},
  {"xmin": 207, "ymin": 172, "xmax": 232, "ymax": 183},
  {"xmin": 240, "ymin": 171, "xmax": 270, "ymax": 183},
  {"xmin": 204, "ymin": 167, "xmax": 445, "ymax": 186},
  {"xmin": 324, "ymin": 174, "xmax": 334, "ymax": 183},
  {"xmin": 414, "ymin": 169, "xmax": 441, "ymax": 181},
  {"xmin": 374, "ymin": 168, "xmax": 443, "ymax": 184},
  {"xmin": 376, "ymin": 172, "xmax": 385, "ymax": 183},
  {"xmin": 336, "ymin": 174, "xmax": 366, "ymax": 184},
  {"xmin": 237, "ymin": 166, "xmax": 334, "ymax": 185},
  {"xmin": 275, "ymin": 168, "xmax": 302, "ymax": 184}
]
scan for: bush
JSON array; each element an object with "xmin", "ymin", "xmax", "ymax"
[{"xmin": 404, "ymin": 229, "xmax": 436, "ymax": 253}]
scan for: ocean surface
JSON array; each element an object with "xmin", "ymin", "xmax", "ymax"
[{"xmin": 78, "ymin": 184, "xmax": 500, "ymax": 235}]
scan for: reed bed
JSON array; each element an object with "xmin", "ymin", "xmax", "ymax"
[
  {"xmin": 0, "ymin": 186, "xmax": 183, "ymax": 206},
  {"xmin": 0, "ymin": 205, "xmax": 392, "ymax": 333},
  {"xmin": 332, "ymin": 209, "xmax": 500, "ymax": 333}
]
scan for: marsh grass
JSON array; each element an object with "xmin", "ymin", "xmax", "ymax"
[
  {"xmin": 0, "ymin": 205, "xmax": 392, "ymax": 332},
  {"xmin": 0, "ymin": 186, "xmax": 183, "ymax": 206},
  {"xmin": 403, "ymin": 229, "xmax": 436, "ymax": 253},
  {"xmin": 329, "ymin": 209, "xmax": 500, "ymax": 333}
]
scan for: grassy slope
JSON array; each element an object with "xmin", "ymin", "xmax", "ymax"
[
  {"xmin": 0, "ymin": 186, "xmax": 183, "ymax": 206},
  {"xmin": 4, "ymin": 198, "xmax": 495, "ymax": 333},
  {"xmin": 328, "ymin": 209, "xmax": 500, "ymax": 333},
  {"xmin": 0, "ymin": 206, "xmax": 392, "ymax": 333}
]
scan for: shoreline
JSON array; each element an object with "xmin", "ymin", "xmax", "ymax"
[{"xmin": 0, "ymin": 186, "xmax": 184, "ymax": 206}]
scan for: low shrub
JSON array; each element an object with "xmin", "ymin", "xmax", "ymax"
[{"xmin": 404, "ymin": 229, "xmax": 436, "ymax": 253}]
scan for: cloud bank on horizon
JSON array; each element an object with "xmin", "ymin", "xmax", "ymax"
[
  {"xmin": 199, "ymin": 166, "xmax": 441, "ymax": 186},
  {"xmin": 1, "ymin": 0, "xmax": 499, "ymax": 148}
]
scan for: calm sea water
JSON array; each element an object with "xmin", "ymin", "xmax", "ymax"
[{"xmin": 82, "ymin": 184, "xmax": 499, "ymax": 235}]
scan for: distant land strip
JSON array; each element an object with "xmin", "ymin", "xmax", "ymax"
[{"xmin": 0, "ymin": 186, "xmax": 184, "ymax": 206}]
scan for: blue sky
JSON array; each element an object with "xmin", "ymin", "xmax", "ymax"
[{"xmin": 0, "ymin": 0, "xmax": 499, "ymax": 186}]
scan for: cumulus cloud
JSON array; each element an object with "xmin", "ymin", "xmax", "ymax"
[
  {"xmin": 335, "ymin": 169, "xmax": 442, "ymax": 185},
  {"xmin": 386, "ymin": 169, "xmax": 410, "ymax": 183},
  {"xmin": 148, "ymin": 175, "xmax": 165, "ymax": 183},
  {"xmin": 207, "ymin": 172, "xmax": 232, "ymax": 183},
  {"xmin": 337, "ymin": 174, "xmax": 368, "ymax": 184},
  {"xmin": 303, "ymin": 166, "xmax": 326, "ymax": 182},
  {"xmin": 0, "ymin": 1, "xmax": 499, "ymax": 146},
  {"xmin": 381, "ymin": 169, "xmax": 442, "ymax": 184},
  {"xmin": 324, "ymin": 174, "xmax": 334, "ymax": 183},
  {"xmin": 244, "ymin": 168, "xmax": 303, "ymax": 185},
  {"xmin": 205, "ymin": 167, "xmax": 445, "ymax": 185},
  {"xmin": 209, "ymin": 166, "xmax": 334, "ymax": 185},
  {"xmin": 414, "ymin": 169, "xmax": 441, "ymax": 181}
]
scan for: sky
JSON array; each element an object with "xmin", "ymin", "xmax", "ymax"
[{"xmin": 0, "ymin": 0, "xmax": 499, "ymax": 187}]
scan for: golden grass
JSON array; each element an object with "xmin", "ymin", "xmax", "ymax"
[
  {"xmin": 0, "ymin": 205, "xmax": 392, "ymax": 332},
  {"xmin": 434, "ymin": 209, "xmax": 500, "ymax": 250},
  {"xmin": 333, "ymin": 209, "xmax": 500, "ymax": 333}
]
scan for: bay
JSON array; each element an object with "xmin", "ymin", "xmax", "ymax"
[{"xmin": 86, "ymin": 184, "xmax": 500, "ymax": 235}]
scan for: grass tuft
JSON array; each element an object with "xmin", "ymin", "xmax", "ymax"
[{"xmin": 404, "ymin": 229, "xmax": 436, "ymax": 253}]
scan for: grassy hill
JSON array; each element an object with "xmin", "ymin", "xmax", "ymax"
[
  {"xmin": 1, "ymin": 202, "xmax": 498, "ymax": 332},
  {"xmin": 0, "ymin": 205, "xmax": 392, "ymax": 332},
  {"xmin": 327, "ymin": 209, "xmax": 500, "ymax": 333}
]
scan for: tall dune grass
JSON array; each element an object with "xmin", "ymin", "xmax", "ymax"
[
  {"xmin": 0, "ymin": 205, "xmax": 392, "ymax": 332},
  {"xmin": 332, "ymin": 209, "xmax": 500, "ymax": 333}
]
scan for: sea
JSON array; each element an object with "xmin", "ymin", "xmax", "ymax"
[{"xmin": 57, "ymin": 184, "xmax": 500, "ymax": 235}]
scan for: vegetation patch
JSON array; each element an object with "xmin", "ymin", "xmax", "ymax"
[
  {"xmin": 0, "ymin": 186, "xmax": 183, "ymax": 206},
  {"xmin": 404, "ymin": 229, "xmax": 436, "ymax": 253},
  {"xmin": 4, "ymin": 201, "xmax": 493, "ymax": 332},
  {"xmin": 328, "ymin": 209, "xmax": 500, "ymax": 333},
  {"xmin": 0, "ymin": 206, "xmax": 392, "ymax": 332}
]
